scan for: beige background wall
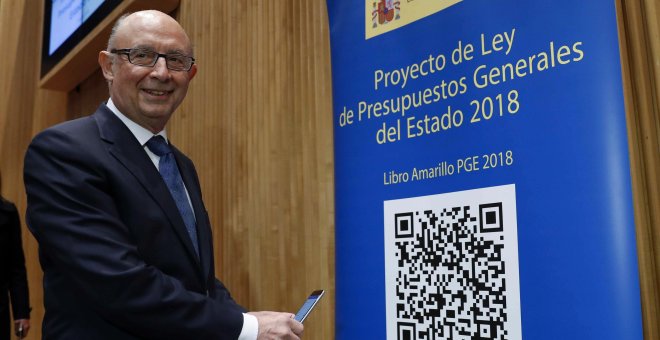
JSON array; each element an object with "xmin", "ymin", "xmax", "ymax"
[
  {"xmin": 618, "ymin": 0, "xmax": 660, "ymax": 338},
  {"xmin": 0, "ymin": 1, "xmax": 657, "ymax": 339}
]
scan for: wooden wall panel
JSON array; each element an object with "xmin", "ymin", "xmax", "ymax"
[
  {"xmin": 172, "ymin": 2, "xmax": 336, "ymax": 338},
  {"xmin": 0, "ymin": 2, "xmax": 51, "ymax": 339},
  {"xmin": 618, "ymin": 0, "xmax": 660, "ymax": 338},
  {"xmin": 67, "ymin": 70, "xmax": 110, "ymax": 120}
]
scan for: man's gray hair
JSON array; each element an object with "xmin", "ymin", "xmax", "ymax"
[{"xmin": 107, "ymin": 13, "xmax": 131, "ymax": 51}]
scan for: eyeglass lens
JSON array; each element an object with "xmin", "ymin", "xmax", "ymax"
[{"xmin": 128, "ymin": 49, "xmax": 192, "ymax": 71}]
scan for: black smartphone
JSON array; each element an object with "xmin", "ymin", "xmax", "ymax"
[{"xmin": 294, "ymin": 290, "xmax": 325, "ymax": 323}]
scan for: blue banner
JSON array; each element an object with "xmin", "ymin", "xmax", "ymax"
[{"xmin": 327, "ymin": 1, "xmax": 643, "ymax": 339}]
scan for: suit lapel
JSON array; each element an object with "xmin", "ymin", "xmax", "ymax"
[{"xmin": 93, "ymin": 105, "xmax": 202, "ymax": 268}]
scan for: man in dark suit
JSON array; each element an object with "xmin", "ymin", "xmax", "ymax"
[
  {"xmin": 24, "ymin": 10, "xmax": 303, "ymax": 340},
  {"xmin": 0, "ymin": 171, "xmax": 30, "ymax": 339}
]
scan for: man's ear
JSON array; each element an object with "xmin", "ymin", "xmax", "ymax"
[
  {"xmin": 188, "ymin": 64, "xmax": 198, "ymax": 81},
  {"xmin": 99, "ymin": 51, "xmax": 115, "ymax": 82}
]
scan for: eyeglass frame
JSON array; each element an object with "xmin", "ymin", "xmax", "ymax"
[{"xmin": 109, "ymin": 48, "xmax": 196, "ymax": 71}]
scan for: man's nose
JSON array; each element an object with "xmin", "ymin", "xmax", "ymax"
[{"xmin": 150, "ymin": 56, "xmax": 171, "ymax": 80}]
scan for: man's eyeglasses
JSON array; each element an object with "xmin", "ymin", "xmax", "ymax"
[{"xmin": 110, "ymin": 48, "xmax": 195, "ymax": 71}]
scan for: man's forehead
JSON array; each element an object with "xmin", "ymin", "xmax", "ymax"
[{"xmin": 130, "ymin": 44, "xmax": 188, "ymax": 54}]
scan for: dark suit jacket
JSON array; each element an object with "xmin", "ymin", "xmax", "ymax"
[
  {"xmin": 0, "ymin": 199, "xmax": 30, "ymax": 339},
  {"xmin": 24, "ymin": 104, "xmax": 245, "ymax": 339}
]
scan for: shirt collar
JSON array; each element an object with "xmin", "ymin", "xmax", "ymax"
[{"xmin": 106, "ymin": 98, "xmax": 168, "ymax": 146}]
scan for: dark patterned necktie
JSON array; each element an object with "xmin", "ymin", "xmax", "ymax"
[{"xmin": 146, "ymin": 136, "xmax": 199, "ymax": 256}]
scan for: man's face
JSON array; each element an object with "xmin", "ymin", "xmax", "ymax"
[{"xmin": 100, "ymin": 12, "xmax": 197, "ymax": 133}]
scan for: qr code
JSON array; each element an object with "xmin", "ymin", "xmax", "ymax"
[{"xmin": 384, "ymin": 184, "xmax": 521, "ymax": 340}]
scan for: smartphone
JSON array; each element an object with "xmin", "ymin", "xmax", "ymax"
[{"xmin": 294, "ymin": 290, "xmax": 325, "ymax": 323}]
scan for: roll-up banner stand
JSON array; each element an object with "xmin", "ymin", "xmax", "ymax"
[{"xmin": 326, "ymin": 1, "xmax": 643, "ymax": 339}]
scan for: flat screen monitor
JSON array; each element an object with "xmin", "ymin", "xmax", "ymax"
[{"xmin": 41, "ymin": 0, "xmax": 122, "ymax": 77}]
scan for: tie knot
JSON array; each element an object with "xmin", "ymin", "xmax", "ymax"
[{"xmin": 146, "ymin": 135, "xmax": 171, "ymax": 157}]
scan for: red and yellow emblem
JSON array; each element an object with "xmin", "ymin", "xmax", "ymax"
[{"xmin": 366, "ymin": 0, "xmax": 462, "ymax": 39}]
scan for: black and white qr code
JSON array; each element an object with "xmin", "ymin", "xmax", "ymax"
[{"xmin": 384, "ymin": 184, "xmax": 521, "ymax": 340}]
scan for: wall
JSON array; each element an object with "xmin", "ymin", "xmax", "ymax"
[
  {"xmin": 618, "ymin": 0, "xmax": 660, "ymax": 338},
  {"xmin": 172, "ymin": 2, "xmax": 335, "ymax": 336}
]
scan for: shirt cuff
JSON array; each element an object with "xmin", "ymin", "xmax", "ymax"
[{"xmin": 237, "ymin": 313, "xmax": 259, "ymax": 340}]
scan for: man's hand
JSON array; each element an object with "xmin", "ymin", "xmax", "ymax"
[
  {"xmin": 14, "ymin": 319, "xmax": 30, "ymax": 338},
  {"xmin": 248, "ymin": 311, "xmax": 304, "ymax": 340}
]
